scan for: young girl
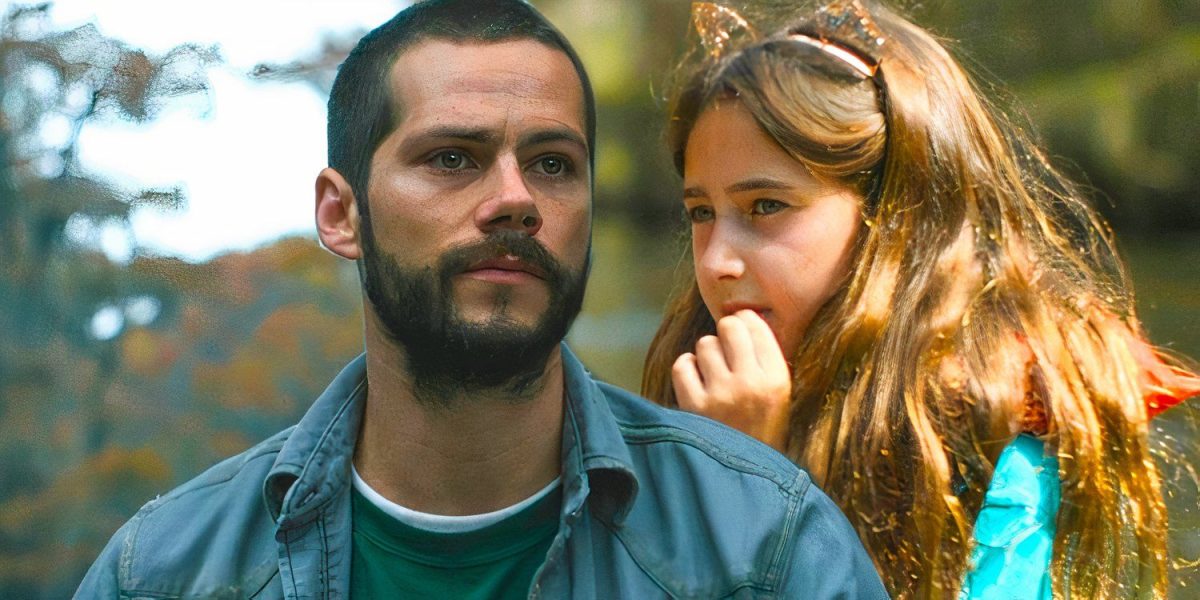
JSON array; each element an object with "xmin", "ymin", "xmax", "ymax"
[{"xmin": 642, "ymin": 1, "xmax": 1199, "ymax": 597}]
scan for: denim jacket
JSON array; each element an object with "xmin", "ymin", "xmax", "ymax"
[{"xmin": 76, "ymin": 345, "xmax": 887, "ymax": 599}]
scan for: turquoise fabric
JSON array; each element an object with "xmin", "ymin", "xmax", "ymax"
[{"xmin": 960, "ymin": 434, "xmax": 1060, "ymax": 599}]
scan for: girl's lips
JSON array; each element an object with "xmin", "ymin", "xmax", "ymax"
[
  {"xmin": 721, "ymin": 303, "xmax": 770, "ymax": 319},
  {"xmin": 720, "ymin": 305, "xmax": 785, "ymax": 347}
]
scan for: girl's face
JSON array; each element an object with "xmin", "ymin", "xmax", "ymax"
[{"xmin": 683, "ymin": 101, "xmax": 863, "ymax": 356}]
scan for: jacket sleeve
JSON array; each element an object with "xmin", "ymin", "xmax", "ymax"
[
  {"xmin": 74, "ymin": 517, "xmax": 135, "ymax": 599},
  {"xmin": 777, "ymin": 483, "xmax": 891, "ymax": 599}
]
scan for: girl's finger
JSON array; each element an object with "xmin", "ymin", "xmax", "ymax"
[
  {"xmin": 694, "ymin": 334, "xmax": 732, "ymax": 384},
  {"xmin": 671, "ymin": 352, "xmax": 708, "ymax": 413},
  {"xmin": 716, "ymin": 314, "xmax": 758, "ymax": 373},
  {"xmin": 739, "ymin": 310, "xmax": 789, "ymax": 374}
]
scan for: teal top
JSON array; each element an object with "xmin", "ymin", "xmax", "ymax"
[{"xmin": 960, "ymin": 434, "xmax": 1060, "ymax": 599}]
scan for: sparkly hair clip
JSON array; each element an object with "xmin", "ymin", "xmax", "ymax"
[
  {"xmin": 690, "ymin": 1, "xmax": 886, "ymax": 78},
  {"xmin": 691, "ymin": 2, "xmax": 758, "ymax": 59},
  {"xmin": 789, "ymin": 0, "xmax": 886, "ymax": 78}
]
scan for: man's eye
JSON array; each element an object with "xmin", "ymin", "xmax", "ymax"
[
  {"xmin": 752, "ymin": 199, "xmax": 787, "ymax": 215},
  {"xmin": 431, "ymin": 151, "xmax": 472, "ymax": 170},
  {"xmin": 687, "ymin": 205, "xmax": 714, "ymax": 223},
  {"xmin": 534, "ymin": 156, "xmax": 569, "ymax": 176}
]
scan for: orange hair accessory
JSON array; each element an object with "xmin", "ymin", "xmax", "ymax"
[{"xmin": 1124, "ymin": 328, "xmax": 1200, "ymax": 418}]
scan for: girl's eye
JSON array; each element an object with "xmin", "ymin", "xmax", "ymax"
[
  {"xmin": 431, "ymin": 150, "xmax": 473, "ymax": 170},
  {"xmin": 688, "ymin": 205, "xmax": 715, "ymax": 223},
  {"xmin": 752, "ymin": 199, "xmax": 787, "ymax": 215}
]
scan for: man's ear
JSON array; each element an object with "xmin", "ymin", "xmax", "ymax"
[{"xmin": 315, "ymin": 167, "xmax": 362, "ymax": 260}]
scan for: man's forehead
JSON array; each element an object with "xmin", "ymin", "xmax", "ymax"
[{"xmin": 388, "ymin": 38, "xmax": 584, "ymax": 125}]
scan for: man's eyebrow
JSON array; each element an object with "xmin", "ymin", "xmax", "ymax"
[
  {"xmin": 408, "ymin": 126, "xmax": 498, "ymax": 145},
  {"xmin": 683, "ymin": 186, "xmax": 707, "ymax": 199},
  {"xmin": 725, "ymin": 177, "xmax": 794, "ymax": 194},
  {"xmin": 518, "ymin": 128, "xmax": 588, "ymax": 153}
]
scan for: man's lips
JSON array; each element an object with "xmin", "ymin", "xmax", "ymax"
[{"xmin": 462, "ymin": 254, "xmax": 548, "ymax": 283}]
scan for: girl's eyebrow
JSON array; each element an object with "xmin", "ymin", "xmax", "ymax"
[
  {"xmin": 725, "ymin": 177, "xmax": 794, "ymax": 194},
  {"xmin": 683, "ymin": 177, "xmax": 797, "ymax": 199}
]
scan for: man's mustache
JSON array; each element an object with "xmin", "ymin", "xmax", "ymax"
[{"xmin": 438, "ymin": 230, "xmax": 570, "ymax": 287}]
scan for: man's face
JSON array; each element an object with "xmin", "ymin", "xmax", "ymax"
[{"xmin": 359, "ymin": 39, "xmax": 591, "ymax": 400}]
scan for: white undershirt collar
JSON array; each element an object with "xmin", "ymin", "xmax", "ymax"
[{"xmin": 351, "ymin": 465, "xmax": 562, "ymax": 534}]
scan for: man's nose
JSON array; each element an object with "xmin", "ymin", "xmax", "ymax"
[
  {"xmin": 474, "ymin": 154, "xmax": 542, "ymax": 236},
  {"xmin": 697, "ymin": 220, "xmax": 746, "ymax": 281}
]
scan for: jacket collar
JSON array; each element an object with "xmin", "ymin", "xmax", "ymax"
[
  {"xmin": 263, "ymin": 354, "xmax": 366, "ymax": 526},
  {"xmin": 558, "ymin": 344, "xmax": 639, "ymax": 526},
  {"xmin": 262, "ymin": 344, "xmax": 640, "ymax": 528}
]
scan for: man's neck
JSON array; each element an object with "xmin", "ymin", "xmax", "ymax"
[{"xmin": 353, "ymin": 328, "xmax": 565, "ymax": 516}]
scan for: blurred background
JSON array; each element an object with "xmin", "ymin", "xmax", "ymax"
[{"xmin": 1, "ymin": 0, "xmax": 1197, "ymax": 596}]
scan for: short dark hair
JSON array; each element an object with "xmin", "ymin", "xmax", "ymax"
[{"xmin": 326, "ymin": 0, "xmax": 596, "ymax": 212}]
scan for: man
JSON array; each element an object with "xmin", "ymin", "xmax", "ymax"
[{"xmin": 77, "ymin": 1, "xmax": 886, "ymax": 597}]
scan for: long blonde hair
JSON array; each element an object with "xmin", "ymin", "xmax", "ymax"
[{"xmin": 643, "ymin": 2, "xmax": 1197, "ymax": 596}]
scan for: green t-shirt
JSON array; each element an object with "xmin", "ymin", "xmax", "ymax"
[{"xmin": 350, "ymin": 483, "xmax": 562, "ymax": 599}]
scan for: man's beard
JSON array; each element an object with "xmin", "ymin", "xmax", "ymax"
[{"xmin": 359, "ymin": 223, "xmax": 588, "ymax": 404}]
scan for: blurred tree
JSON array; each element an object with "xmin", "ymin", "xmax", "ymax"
[
  {"xmin": 1, "ymin": 13, "xmax": 367, "ymax": 597},
  {"xmin": 0, "ymin": 4, "xmax": 217, "ymax": 595}
]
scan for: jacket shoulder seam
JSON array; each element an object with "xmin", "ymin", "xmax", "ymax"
[
  {"xmin": 604, "ymin": 517, "xmax": 779, "ymax": 598},
  {"xmin": 114, "ymin": 430, "xmax": 293, "ymax": 590},
  {"xmin": 614, "ymin": 420, "xmax": 805, "ymax": 494},
  {"xmin": 763, "ymin": 470, "xmax": 811, "ymax": 593},
  {"xmin": 158, "ymin": 431, "xmax": 292, "ymax": 503}
]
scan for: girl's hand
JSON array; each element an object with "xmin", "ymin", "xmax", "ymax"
[{"xmin": 671, "ymin": 309, "xmax": 792, "ymax": 452}]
